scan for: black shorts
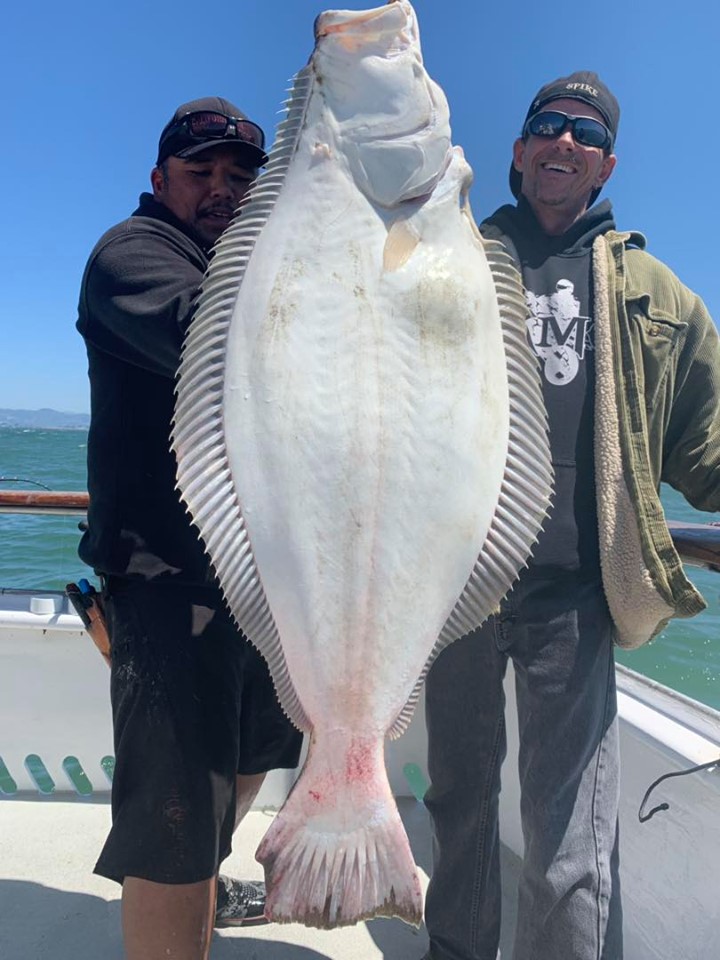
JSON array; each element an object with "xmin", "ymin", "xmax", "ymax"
[{"xmin": 94, "ymin": 577, "xmax": 303, "ymax": 885}]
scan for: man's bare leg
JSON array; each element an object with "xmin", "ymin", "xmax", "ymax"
[
  {"xmin": 122, "ymin": 876, "xmax": 216, "ymax": 960},
  {"xmin": 234, "ymin": 772, "xmax": 266, "ymax": 828},
  {"xmin": 121, "ymin": 776, "xmax": 269, "ymax": 957}
]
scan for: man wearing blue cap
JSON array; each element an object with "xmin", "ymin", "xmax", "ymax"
[
  {"xmin": 77, "ymin": 98, "xmax": 303, "ymax": 959},
  {"xmin": 423, "ymin": 73, "xmax": 720, "ymax": 960}
]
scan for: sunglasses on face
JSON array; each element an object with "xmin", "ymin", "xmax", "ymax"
[
  {"xmin": 523, "ymin": 111, "xmax": 612, "ymax": 151},
  {"xmin": 161, "ymin": 111, "xmax": 266, "ymax": 152}
]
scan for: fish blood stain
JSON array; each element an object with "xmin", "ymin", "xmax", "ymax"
[{"xmin": 345, "ymin": 741, "xmax": 375, "ymax": 783}]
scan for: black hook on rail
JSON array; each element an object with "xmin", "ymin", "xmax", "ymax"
[{"xmin": 638, "ymin": 756, "xmax": 720, "ymax": 823}]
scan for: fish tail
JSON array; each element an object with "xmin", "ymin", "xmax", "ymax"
[{"xmin": 255, "ymin": 736, "xmax": 422, "ymax": 928}]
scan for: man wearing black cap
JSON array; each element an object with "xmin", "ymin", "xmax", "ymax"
[
  {"xmin": 423, "ymin": 73, "xmax": 720, "ymax": 959},
  {"xmin": 76, "ymin": 98, "xmax": 302, "ymax": 959}
]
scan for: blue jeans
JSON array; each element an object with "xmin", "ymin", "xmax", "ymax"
[{"xmin": 424, "ymin": 576, "xmax": 623, "ymax": 960}]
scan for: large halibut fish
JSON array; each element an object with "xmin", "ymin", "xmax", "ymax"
[{"xmin": 172, "ymin": 0, "xmax": 552, "ymax": 929}]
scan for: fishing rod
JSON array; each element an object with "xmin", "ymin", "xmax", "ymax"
[{"xmin": 0, "ymin": 476, "xmax": 51, "ymax": 490}]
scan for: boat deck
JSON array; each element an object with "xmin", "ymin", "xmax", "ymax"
[
  {"xmin": 3, "ymin": 599, "xmax": 719, "ymax": 958},
  {"xmin": 0, "ymin": 795, "xmax": 520, "ymax": 960}
]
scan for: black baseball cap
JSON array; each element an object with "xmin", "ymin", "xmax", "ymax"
[
  {"xmin": 156, "ymin": 96, "xmax": 268, "ymax": 168},
  {"xmin": 509, "ymin": 71, "xmax": 620, "ymax": 203}
]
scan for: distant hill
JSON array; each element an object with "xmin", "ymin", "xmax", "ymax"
[{"xmin": 0, "ymin": 408, "xmax": 90, "ymax": 430}]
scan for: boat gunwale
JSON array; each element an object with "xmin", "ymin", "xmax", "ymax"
[{"xmin": 616, "ymin": 662, "xmax": 720, "ymax": 746}]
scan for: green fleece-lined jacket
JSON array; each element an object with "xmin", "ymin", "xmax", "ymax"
[{"xmin": 483, "ymin": 223, "xmax": 720, "ymax": 648}]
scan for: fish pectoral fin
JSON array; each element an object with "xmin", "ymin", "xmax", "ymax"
[{"xmin": 382, "ymin": 218, "xmax": 421, "ymax": 272}]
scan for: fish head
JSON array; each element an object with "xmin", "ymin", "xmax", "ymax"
[{"xmin": 310, "ymin": 1, "xmax": 452, "ymax": 208}]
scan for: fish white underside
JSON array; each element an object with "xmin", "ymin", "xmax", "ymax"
[
  {"xmin": 172, "ymin": 0, "xmax": 552, "ymax": 930},
  {"xmin": 223, "ymin": 146, "xmax": 509, "ymax": 737}
]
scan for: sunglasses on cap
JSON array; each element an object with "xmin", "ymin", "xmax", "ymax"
[
  {"xmin": 523, "ymin": 110, "xmax": 612, "ymax": 151},
  {"xmin": 160, "ymin": 111, "xmax": 265, "ymax": 156}
]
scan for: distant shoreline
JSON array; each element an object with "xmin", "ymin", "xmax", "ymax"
[
  {"xmin": 0, "ymin": 424, "xmax": 89, "ymax": 432},
  {"xmin": 0, "ymin": 409, "xmax": 89, "ymax": 431}
]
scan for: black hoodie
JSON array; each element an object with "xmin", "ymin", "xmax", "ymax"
[
  {"xmin": 76, "ymin": 194, "xmax": 218, "ymax": 589},
  {"xmin": 482, "ymin": 198, "xmax": 617, "ymax": 577}
]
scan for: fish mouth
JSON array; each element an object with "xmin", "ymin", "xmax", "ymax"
[{"xmin": 315, "ymin": 0, "xmax": 416, "ymax": 46}]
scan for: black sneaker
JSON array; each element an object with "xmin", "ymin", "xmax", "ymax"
[{"xmin": 214, "ymin": 874, "xmax": 269, "ymax": 927}]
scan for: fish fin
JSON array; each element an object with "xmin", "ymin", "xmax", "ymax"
[
  {"xmin": 461, "ymin": 192, "xmax": 484, "ymax": 243},
  {"xmin": 257, "ymin": 739, "xmax": 422, "ymax": 928},
  {"xmin": 171, "ymin": 67, "xmax": 316, "ymax": 733},
  {"xmin": 382, "ymin": 217, "xmax": 421, "ymax": 272},
  {"xmin": 388, "ymin": 239, "xmax": 553, "ymax": 740}
]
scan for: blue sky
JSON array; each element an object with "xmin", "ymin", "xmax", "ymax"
[{"xmin": 2, "ymin": 0, "xmax": 718, "ymax": 414}]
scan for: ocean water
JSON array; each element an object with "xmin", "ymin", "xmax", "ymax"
[
  {"xmin": 1, "ymin": 427, "xmax": 719, "ymax": 711},
  {"xmin": 0, "ymin": 428, "xmax": 90, "ymax": 592}
]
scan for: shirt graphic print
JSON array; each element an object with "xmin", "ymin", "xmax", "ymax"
[{"xmin": 526, "ymin": 279, "xmax": 593, "ymax": 386}]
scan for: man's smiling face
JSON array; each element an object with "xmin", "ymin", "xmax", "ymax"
[
  {"xmin": 512, "ymin": 97, "xmax": 616, "ymax": 233},
  {"xmin": 151, "ymin": 143, "xmax": 256, "ymax": 246}
]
